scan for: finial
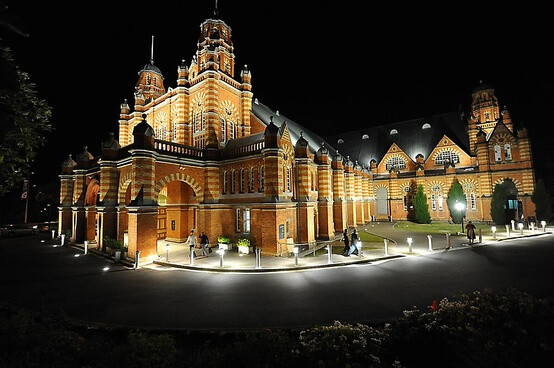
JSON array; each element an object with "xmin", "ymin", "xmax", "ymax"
[
  {"xmin": 83, "ymin": 146, "xmax": 88, "ymax": 151},
  {"xmin": 150, "ymin": 35, "xmax": 154, "ymax": 64},
  {"xmin": 123, "ymin": 98, "xmax": 127, "ymax": 103},
  {"xmin": 269, "ymin": 115, "xmax": 274, "ymax": 123},
  {"xmin": 68, "ymin": 154, "xmax": 72, "ymax": 159},
  {"xmin": 300, "ymin": 131, "xmax": 303, "ymax": 138},
  {"xmin": 142, "ymin": 113, "xmax": 147, "ymax": 120}
]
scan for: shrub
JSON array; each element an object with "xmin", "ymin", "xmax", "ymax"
[
  {"xmin": 217, "ymin": 235, "xmax": 231, "ymax": 244},
  {"xmin": 236, "ymin": 238, "xmax": 250, "ymax": 247},
  {"xmin": 103, "ymin": 236, "xmax": 123, "ymax": 251}
]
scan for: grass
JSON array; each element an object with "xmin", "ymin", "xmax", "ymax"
[{"xmin": 394, "ymin": 221, "xmax": 493, "ymax": 235}]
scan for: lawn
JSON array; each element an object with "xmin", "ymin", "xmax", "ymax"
[{"xmin": 394, "ymin": 221, "xmax": 493, "ymax": 235}]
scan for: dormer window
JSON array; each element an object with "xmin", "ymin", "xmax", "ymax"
[
  {"xmin": 362, "ymin": 134, "xmax": 369, "ymax": 140},
  {"xmin": 504, "ymin": 144, "xmax": 512, "ymax": 160},
  {"xmin": 435, "ymin": 151, "xmax": 460, "ymax": 165},
  {"xmin": 390, "ymin": 129, "xmax": 398, "ymax": 135},
  {"xmin": 422, "ymin": 123, "xmax": 431, "ymax": 129},
  {"xmin": 337, "ymin": 139, "xmax": 344, "ymax": 144},
  {"xmin": 386, "ymin": 156, "xmax": 406, "ymax": 171}
]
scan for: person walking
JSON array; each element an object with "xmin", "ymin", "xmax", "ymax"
[
  {"xmin": 199, "ymin": 231, "xmax": 209, "ymax": 257},
  {"xmin": 349, "ymin": 229, "xmax": 359, "ymax": 256},
  {"xmin": 341, "ymin": 229, "xmax": 350, "ymax": 256},
  {"xmin": 465, "ymin": 221, "xmax": 476, "ymax": 244},
  {"xmin": 184, "ymin": 229, "xmax": 198, "ymax": 258}
]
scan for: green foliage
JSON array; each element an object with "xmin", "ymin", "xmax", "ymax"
[
  {"xmin": 0, "ymin": 45, "xmax": 53, "ymax": 195},
  {"xmin": 446, "ymin": 180, "xmax": 466, "ymax": 223},
  {"xmin": 413, "ymin": 185, "xmax": 431, "ymax": 224},
  {"xmin": 532, "ymin": 179, "xmax": 553, "ymax": 222},
  {"xmin": 109, "ymin": 331, "xmax": 177, "ymax": 368},
  {"xmin": 491, "ymin": 183, "xmax": 508, "ymax": 225},
  {"xmin": 236, "ymin": 237, "xmax": 250, "ymax": 247},
  {"xmin": 217, "ymin": 235, "xmax": 231, "ymax": 244},
  {"xmin": 103, "ymin": 236, "xmax": 123, "ymax": 251}
]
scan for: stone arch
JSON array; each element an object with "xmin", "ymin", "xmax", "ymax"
[
  {"xmin": 154, "ymin": 173, "xmax": 204, "ymax": 200},
  {"xmin": 427, "ymin": 180, "xmax": 445, "ymax": 193},
  {"xmin": 493, "ymin": 177, "xmax": 522, "ymax": 193},
  {"xmin": 118, "ymin": 172, "xmax": 133, "ymax": 204},
  {"xmin": 85, "ymin": 179, "xmax": 100, "ymax": 206},
  {"xmin": 459, "ymin": 178, "xmax": 480, "ymax": 195}
]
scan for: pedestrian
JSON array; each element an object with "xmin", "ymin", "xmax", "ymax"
[
  {"xmin": 199, "ymin": 231, "xmax": 209, "ymax": 257},
  {"xmin": 184, "ymin": 229, "xmax": 198, "ymax": 258},
  {"xmin": 465, "ymin": 221, "xmax": 476, "ymax": 244},
  {"xmin": 341, "ymin": 229, "xmax": 350, "ymax": 256},
  {"xmin": 349, "ymin": 229, "xmax": 359, "ymax": 256}
]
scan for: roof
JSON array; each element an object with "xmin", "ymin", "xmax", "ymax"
[
  {"xmin": 251, "ymin": 101, "xmax": 337, "ymax": 157},
  {"xmin": 139, "ymin": 61, "xmax": 164, "ymax": 77},
  {"xmin": 325, "ymin": 111, "xmax": 470, "ymax": 167}
]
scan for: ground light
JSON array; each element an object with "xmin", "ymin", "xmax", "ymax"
[
  {"xmin": 491, "ymin": 226, "xmax": 497, "ymax": 240},
  {"xmin": 103, "ymin": 267, "xmax": 109, "ymax": 271},
  {"xmin": 165, "ymin": 243, "xmax": 170, "ymax": 262},
  {"xmin": 293, "ymin": 246, "xmax": 299, "ymax": 266}
]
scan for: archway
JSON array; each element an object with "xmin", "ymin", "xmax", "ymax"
[
  {"xmin": 376, "ymin": 187, "xmax": 389, "ymax": 218},
  {"xmin": 502, "ymin": 179, "xmax": 519, "ymax": 222},
  {"xmin": 157, "ymin": 180, "xmax": 199, "ymax": 242}
]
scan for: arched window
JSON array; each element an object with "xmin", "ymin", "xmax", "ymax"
[
  {"xmin": 362, "ymin": 134, "xmax": 369, "ymax": 140},
  {"xmin": 435, "ymin": 150, "xmax": 460, "ymax": 165},
  {"xmin": 153, "ymin": 77, "xmax": 157, "ymax": 85},
  {"xmin": 259, "ymin": 165, "xmax": 265, "ymax": 192},
  {"xmin": 240, "ymin": 169, "xmax": 245, "ymax": 193},
  {"xmin": 431, "ymin": 194, "xmax": 436, "ymax": 211},
  {"xmin": 337, "ymin": 138, "xmax": 344, "ymax": 144},
  {"xmin": 386, "ymin": 156, "xmax": 406, "ymax": 171},
  {"xmin": 249, "ymin": 167, "xmax": 255, "ymax": 192},
  {"xmin": 438, "ymin": 194, "xmax": 443, "ymax": 211},
  {"xmin": 146, "ymin": 75, "xmax": 151, "ymax": 84},
  {"xmin": 470, "ymin": 192, "xmax": 476, "ymax": 211},
  {"xmin": 201, "ymin": 110, "xmax": 206, "ymax": 130},
  {"xmin": 221, "ymin": 118, "xmax": 227, "ymax": 144},
  {"xmin": 504, "ymin": 144, "xmax": 512, "ymax": 160},
  {"xmin": 231, "ymin": 170, "xmax": 236, "ymax": 193},
  {"xmin": 422, "ymin": 123, "xmax": 431, "ymax": 129},
  {"xmin": 222, "ymin": 171, "xmax": 228, "ymax": 194},
  {"xmin": 494, "ymin": 145, "xmax": 502, "ymax": 162},
  {"xmin": 403, "ymin": 186, "xmax": 410, "ymax": 210},
  {"xmin": 390, "ymin": 129, "xmax": 398, "ymax": 135}
]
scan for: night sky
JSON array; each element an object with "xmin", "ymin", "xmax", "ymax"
[{"xmin": 2, "ymin": 0, "xmax": 552, "ymax": 187}]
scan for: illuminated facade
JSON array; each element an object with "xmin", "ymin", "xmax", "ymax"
[{"xmin": 58, "ymin": 13, "xmax": 536, "ymax": 262}]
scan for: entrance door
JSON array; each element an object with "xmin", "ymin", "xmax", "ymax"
[{"xmin": 376, "ymin": 187, "xmax": 388, "ymax": 217}]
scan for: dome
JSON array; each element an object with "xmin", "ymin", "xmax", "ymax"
[
  {"xmin": 138, "ymin": 61, "xmax": 164, "ymax": 78},
  {"xmin": 295, "ymin": 132, "xmax": 309, "ymax": 148}
]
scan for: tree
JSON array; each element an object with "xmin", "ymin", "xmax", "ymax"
[
  {"xmin": 0, "ymin": 44, "xmax": 52, "ymax": 195},
  {"xmin": 490, "ymin": 183, "xmax": 508, "ymax": 225},
  {"xmin": 447, "ymin": 180, "xmax": 465, "ymax": 223},
  {"xmin": 413, "ymin": 184, "xmax": 431, "ymax": 223},
  {"xmin": 531, "ymin": 179, "xmax": 553, "ymax": 223}
]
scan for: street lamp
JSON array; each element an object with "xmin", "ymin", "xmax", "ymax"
[{"xmin": 455, "ymin": 200, "xmax": 465, "ymax": 233}]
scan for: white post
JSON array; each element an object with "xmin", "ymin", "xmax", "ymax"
[
  {"xmin": 407, "ymin": 237, "xmax": 413, "ymax": 253},
  {"xmin": 427, "ymin": 235, "xmax": 433, "ymax": 251},
  {"xmin": 478, "ymin": 228, "xmax": 482, "ymax": 243},
  {"xmin": 51, "ymin": 229, "xmax": 56, "ymax": 239},
  {"xmin": 293, "ymin": 246, "xmax": 299, "ymax": 266},
  {"xmin": 134, "ymin": 250, "xmax": 141, "ymax": 269},
  {"xmin": 511, "ymin": 219, "xmax": 515, "ymax": 231},
  {"xmin": 491, "ymin": 226, "xmax": 496, "ymax": 240},
  {"xmin": 61, "ymin": 234, "xmax": 65, "ymax": 246},
  {"xmin": 384, "ymin": 238, "xmax": 389, "ymax": 256},
  {"xmin": 84, "ymin": 240, "xmax": 88, "ymax": 255},
  {"xmin": 165, "ymin": 243, "xmax": 170, "ymax": 262},
  {"xmin": 327, "ymin": 244, "xmax": 332, "ymax": 264},
  {"xmin": 541, "ymin": 220, "xmax": 546, "ymax": 232},
  {"xmin": 255, "ymin": 248, "xmax": 261, "ymax": 269},
  {"xmin": 518, "ymin": 222, "xmax": 524, "ymax": 235},
  {"xmin": 530, "ymin": 222, "xmax": 535, "ymax": 233},
  {"xmin": 217, "ymin": 249, "xmax": 224, "ymax": 267},
  {"xmin": 446, "ymin": 233, "xmax": 451, "ymax": 248},
  {"xmin": 505, "ymin": 224, "xmax": 510, "ymax": 237}
]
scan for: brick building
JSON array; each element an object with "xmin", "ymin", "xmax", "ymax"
[{"xmin": 58, "ymin": 13, "xmax": 536, "ymax": 262}]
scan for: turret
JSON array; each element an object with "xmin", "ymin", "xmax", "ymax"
[{"xmin": 135, "ymin": 36, "xmax": 166, "ymax": 104}]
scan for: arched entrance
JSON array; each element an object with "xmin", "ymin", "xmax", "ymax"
[
  {"xmin": 157, "ymin": 180, "xmax": 199, "ymax": 242},
  {"xmin": 502, "ymin": 179, "xmax": 519, "ymax": 221},
  {"xmin": 376, "ymin": 187, "xmax": 389, "ymax": 219}
]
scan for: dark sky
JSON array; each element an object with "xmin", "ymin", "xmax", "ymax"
[{"xmin": 2, "ymin": 0, "xmax": 552, "ymax": 186}]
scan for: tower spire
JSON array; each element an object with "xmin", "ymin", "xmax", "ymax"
[{"xmin": 150, "ymin": 35, "xmax": 154, "ymax": 64}]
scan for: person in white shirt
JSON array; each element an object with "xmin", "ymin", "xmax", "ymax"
[{"xmin": 184, "ymin": 229, "xmax": 197, "ymax": 258}]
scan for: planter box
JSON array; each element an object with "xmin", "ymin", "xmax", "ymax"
[
  {"xmin": 219, "ymin": 243, "xmax": 231, "ymax": 251},
  {"xmin": 237, "ymin": 245, "xmax": 250, "ymax": 254}
]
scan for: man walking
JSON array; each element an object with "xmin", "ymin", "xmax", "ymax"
[
  {"xmin": 184, "ymin": 229, "xmax": 198, "ymax": 258},
  {"xmin": 341, "ymin": 229, "xmax": 350, "ymax": 256},
  {"xmin": 199, "ymin": 231, "xmax": 209, "ymax": 257}
]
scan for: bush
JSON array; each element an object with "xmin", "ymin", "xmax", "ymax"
[
  {"xmin": 217, "ymin": 235, "xmax": 231, "ymax": 244},
  {"xmin": 236, "ymin": 238, "xmax": 250, "ymax": 247},
  {"xmin": 103, "ymin": 236, "xmax": 123, "ymax": 251}
]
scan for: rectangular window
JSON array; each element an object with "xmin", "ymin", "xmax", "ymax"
[
  {"xmin": 494, "ymin": 145, "xmax": 502, "ymax": 162},
  {"xmin": 470, "ymin": 193, "xmax": 476, "ymax": 211},
  {"xmin": 504, "ymin": 144, "xmax": 512, "ymax": 160},
  {"xmin": 240, "ymin": 169, "xmax": 245, "ymax": 193},
  {"xmin": 431, "ymin": 194, "xmax": 436, "ymax": 211},
  {"xmin": 403, "ymin": 195, "xmax": 408, "ymax": 211},
  {"xmin": 438, "ymin": 194, "xmax": 443, "ymax": 211},
  {"xmin": 231, "ymin": 170, "xmax": 236, "ymax": 193},
  {"xmin": 244, "ymin": 208, "xmax": 251, "ymax": 233},
  {"xmin": 236, "ymin": 208, "xmax": 241, "ymax": 232},
  {"xmin": 249, "ymin": 168, "xmax": 255, "ymax": 192},
  {"xmin": 259, "ymin": 166, "xmax": 265, "ymax": 192},
  {"xmin": 222, "ymin": 171, "xmax": 227, "ymax": 194},
  {"xmin": 286, "ymin": 167, "xmax": 291, "ymax": 192}
]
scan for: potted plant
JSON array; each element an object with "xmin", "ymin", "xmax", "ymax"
[
  {"xmin": 218, "ymin": 235, "xmax": 231, "ymax": 250},
  {"xmin": 104, "ymin": 236, "xmax": 123, "ymax": 262},
  {"xmin": 121, "ymin": 246, "xmax": 128, "ymax": 260},
  {"xmin": 237, "ymin": 237, "xmax": 251, "ymax": 254}
]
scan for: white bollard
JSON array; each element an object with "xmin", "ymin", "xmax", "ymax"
[
  {"xmin": 505, "ymin": 224, "xmax": 510, "ymax": 237},
  {"xmin": 293, "ymin": 246, "xmax": 299, "ymax": 266},
  {"xmin": 384, "ymin": 238, "xmax": 389, "ymax": 256},
  {"xmin": 51, "ymin": 229, "xmax": 56, "ymax": 239},
  {"xmin": 134, "ymin": 250, "xmax": 141, "ymax": 269},
  {"xmin": 511, "ymin": 220, "xmax": 515, "ymax": 232},
  {"xmin": 327, "ymin": 244, "xmax": 332, "ymax": 264},
  {"xmin": 478, "ymin": 228, "xmax": 482, "ymax": 243},
  {"xmin": 84, "ymin": 240, "xmax": 88, "ymax": 255},
  {"xmin": 446, "ymin": 233, "xmax": 451, "ymax": 249},
  {"xmin": 255, "ymin": 248, "xmax": 261, "ymax": 269},
  {"xmin": 61, "ymin": 234, "xmax": 65, "ymax": 246},
  {"xmin": 427, "ymin": 235, "xmax": 433, "ymax": 251},
  {"xmin": 407, "ymin": 237, "xmax": 413, "ymax": 253}
]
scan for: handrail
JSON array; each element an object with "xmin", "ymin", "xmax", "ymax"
[{"xmin": 154, "ymin": 140, "xmax": 204, "ymax": 159}]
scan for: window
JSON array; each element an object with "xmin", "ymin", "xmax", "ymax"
[
  {"xmin": 431, "ymin": 194, "xmax": 436, "ymax": 211},
  {"xmin": 438, "ymin": 194, "xmax": 443, "ymax": 211},
  {"xmin": 201, "ymin": 110, "xmax": 206, "ymax": 130},
  {"xmin": 235, "ymin": 208, "xmax": 241, "ymax": 232},
  {"xmin": 194, "ymin": 111, "xmax": 200, "ymax": 132},
  {"xmin": 504, "ymin": 144, "xmax": 512, "ymax": 160},
  {"xmin": 390, "ymin": 129, "xmax": 398, "ymax": 135},
  {"xmin": 240, "ymin": 169, "xmax": 245, "ymax": 192},
  {"xmin": 362, "ymin": 134, "xmax": 369, "ymax": 140},
  {"xmin": 259, "ymin": 165, "xmax": 264, "ymax": 192},
  {"xmin": 386, "ymin": 156, "xmax": 406, "ymax": 171},
  {"xmin": 222, "ymin": 171, "xmax": 228, "ymax": 194},
  {"xmin": 484, "ymin": 112, "xmax": 490, "ymax": 121},
  {"xmin": 146, "ymin": 75, "xmax": 151, "ymax": 84},
  {"xmin": 244, "ymin": 208, "xmax": 251, "ymax": 233},
  {"xmin": 464, "ymin": 193, "xmax": 468, "ymax": 210},
  {"xmin": 231, "ymin": 170, "xmax": 236, "ymax": 193},
  {"xmin": 403, "ymin": 186, "xmax": 410, "ymax": 211},
  {"xmin": 153, "ymin": 77, "xmax": 157, "ymax": 85},
  {"xmin": 230, "ymin": 121, "xmax": 235, "ymax": 139},
  {"xmin": 494, "ymin": 145, "xmax": 502, "ymax": 162},
  {"xmin": 422, "ymin": 123, "xmax": 431, "ymax": 129},
  {"xmin": 470, "ymin": 192, "xmax": 476, "ymax": 211},
  {"xmin": 221, "ymin": 118, "xmax": 226, "ymax": 143},
  {"xmin": 435, "ymin": 151, "xmax": 460, "ymax": 165},
  {"xmin": 286, "ymin": 167, "xmax": 292, "ymax": 192},
  {"xmin": 249, "ymin": 168, "xmax": 255, "ymax": 192}
]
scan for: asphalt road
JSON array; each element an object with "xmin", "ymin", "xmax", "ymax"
[{"xmin": 1, "ymin": 232, "xmax": 553, "ymax": 331}]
